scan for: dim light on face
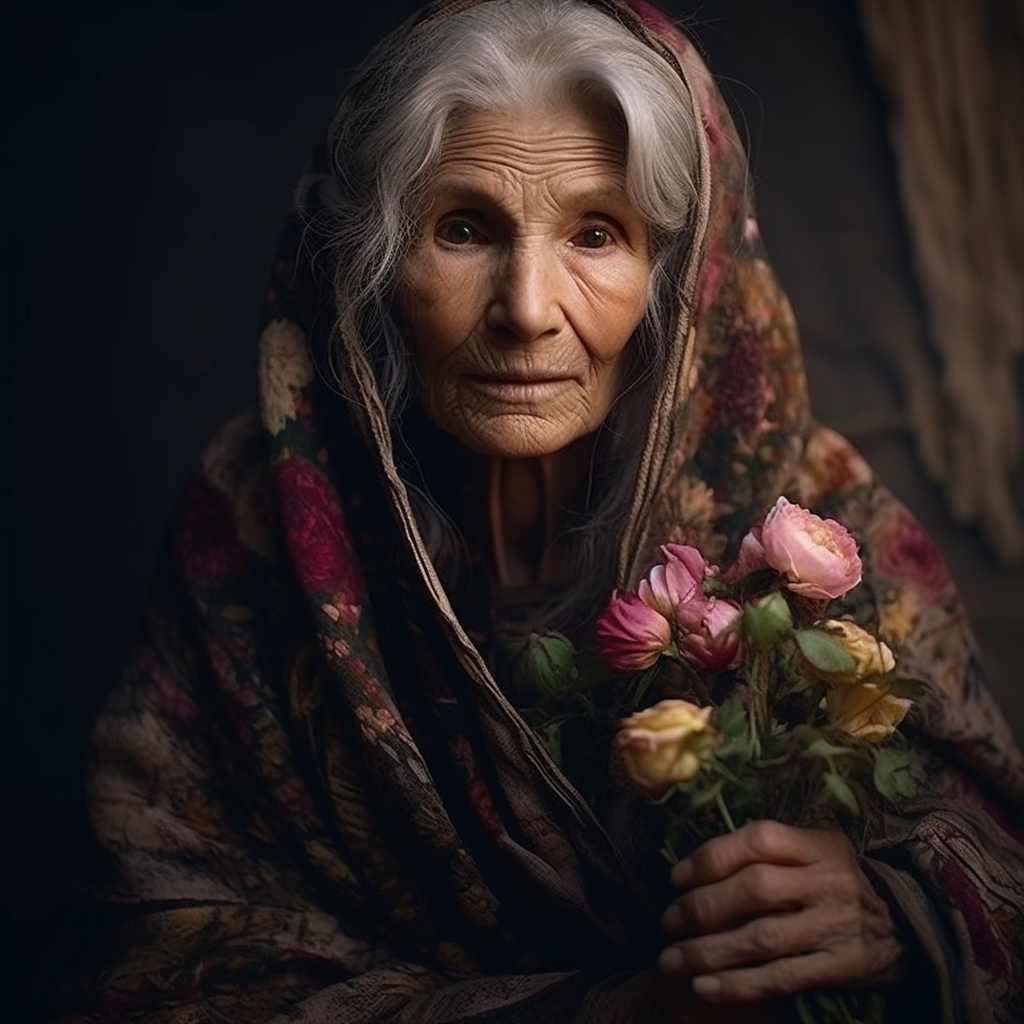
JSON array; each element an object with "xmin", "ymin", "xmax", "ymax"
[{"xmin": 398, "ymin": 101, "xmax": 652, "ymax": 459}]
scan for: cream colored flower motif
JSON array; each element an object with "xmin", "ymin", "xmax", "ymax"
[
  {"xmin": 790, "ymin": 427, "xmax": 873, "ymax": 506},
  {"xmin": 879, "ymin": 589, "xmax": 921, "ymax": 645},
  {"xmin": 258, "ymin": 319, "xmax": 315, "ymax": 436}
]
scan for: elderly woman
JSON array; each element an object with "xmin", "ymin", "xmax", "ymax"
[{"xmin": 52, "ymin": 1, "xmax": 1024, "ymax": 1022}]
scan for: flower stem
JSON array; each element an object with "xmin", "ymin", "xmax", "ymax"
[
  {"xmin": 748, "ymin": 650, "xmax": 768, "ymax": 758},
  {"xmin": 715, "ymin": 789, "xmax": 738, "ymax": 833}
]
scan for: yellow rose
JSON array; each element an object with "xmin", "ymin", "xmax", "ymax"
[
  {"xmin": 616, "ymin": 699, "xmax": 720, "ymax": 798},
  {"xmin": 827, "ymin": 682, "xmax": 911, "ymax": 743},
  {"xmin": 807, "ymin": 619, "xmax": 896, "ymax": 686}
]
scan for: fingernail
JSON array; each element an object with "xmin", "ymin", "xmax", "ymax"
[
  {"xmin": 670, "ymin": 858, "xmax": 694, "ymax": 887},
  {"xmin": 692, "ymin": 976, "xmax": 721, "ymax": 997},
  {"xmin": 658, "ymin": 947, "xmax": 685, "ymax": 974}
]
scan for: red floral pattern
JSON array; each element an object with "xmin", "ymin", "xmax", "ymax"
[{"xmin": 875, "ymin": 505, "xmax": 958, "ymax": 602}]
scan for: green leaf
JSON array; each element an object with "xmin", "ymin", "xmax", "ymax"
[
  {"xmin": 872, "ymin": 746, "xmax": 920, "ymax": 801},
  {"xmin": 803, "ymin": 735, "xmax": 856, "ymax": 760},
  {"xmin": 793, "ymin": 628, "xmax": 857, "ymax": 674},
  {"xmin": 881, "ymin": 676, "xmax": 925, "ymax": 700},
  {"xmin": 687, "ymin": 776, "xmax": 726, "ymax": 811},
  {"xmin": 710, "ymin": 696, "xmax": 749, "ymax": 745},
  {"xmin": 821, "ymin": 771, "xmax": 860, "ymax": 814}
]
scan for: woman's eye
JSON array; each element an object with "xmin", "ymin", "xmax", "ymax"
[
  {"xmin": 573, "ymin": 226, "xmax": 612, "ymax": 249},
  {"xmin": 437, "ymin": 220, "xmax": 478, "ymax": 245}
]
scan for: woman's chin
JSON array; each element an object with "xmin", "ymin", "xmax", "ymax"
[{"xmin": 437, "ymin": 412, "xmax": 595, "ymax": 460}]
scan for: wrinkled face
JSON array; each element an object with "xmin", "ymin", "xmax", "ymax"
[{"xmin": 397, "ymin": 101, "xmax": 652, "ymax": 458}]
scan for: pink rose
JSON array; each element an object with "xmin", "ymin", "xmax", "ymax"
[
  {"xmin": 596, "ymin": 591, "xmax": 673, "ymax": 672},
  {"xmin": 760, "ymin": 496, "xmax": 862, "ymax": 600},
  {"xmin": 722, "ymin": 526, "xmax": 768, "ymax": 583},
  {"xmin": 638, "ymin": 544, "xmax": 707, "ymax": 616},
  {"xmin": 675, "ymin": 595, "xmax": 744, "ymax": 671}
]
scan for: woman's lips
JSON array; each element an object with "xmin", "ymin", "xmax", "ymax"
[{"xmin": 465, "ymin": 374, "xmax": 574, "ymax": 401}]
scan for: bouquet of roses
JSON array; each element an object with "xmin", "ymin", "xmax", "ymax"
[{"xmin": 594, "ymin": 496, "xmax": 922, "ymax": 1024}]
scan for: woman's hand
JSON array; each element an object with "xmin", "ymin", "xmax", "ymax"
[{"xmin": 658, "ymin": 820, "xmax": 904, "ymax": 1005}]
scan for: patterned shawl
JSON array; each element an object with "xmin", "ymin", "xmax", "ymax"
[{"xmin": 53, "ymin": 1, "xmax": 1024, "ymax": 1021}]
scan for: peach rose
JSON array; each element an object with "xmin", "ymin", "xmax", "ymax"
[
  {"xmin": 596, "ymin": 591, "xmax": 673, "ymax": 672},
  {"xmin": 761, "ymin": 497, "xmax": 862, "ymax": 600},
  {"xmin": 807, "ymin": 620, "xmax": 896, "ymax": 686},
  {"xmin": 616, "ymin": 699, "xmax": 721, "ymax": 798},
  {"xmin": 827, "ymin": 683, "xmax": 911, "ymax": 743}
]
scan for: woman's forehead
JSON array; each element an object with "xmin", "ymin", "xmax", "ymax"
[{"xmin": 427, "ymin": 104, "xmax": 630, "ymax": 203}]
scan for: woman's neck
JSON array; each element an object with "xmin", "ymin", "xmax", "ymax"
[{"xmin": 486, "ymin": 437, "xmax": 594, "ymax": 587}]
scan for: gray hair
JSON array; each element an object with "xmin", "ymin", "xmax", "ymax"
[{"xmin": 300, "ymin": 0, "xmax": 701, "ymax": 621}]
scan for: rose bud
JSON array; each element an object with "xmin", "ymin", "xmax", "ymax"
[
  {"xmin": 760, "ymin": 496, "xmax": 862, "ymax": 600},
  {"xmin": 804, "ymin": 619, "xmax": 896, "ymax": 686},
  {"xmin": 675, "ymin": 595, "xmax": 743, "ymax": 671},
  {"xmin": 638, "ymin": 546, "xmax": 704, "ymax": 618},
  {"xmin": 827, "ymin": 682, "xmax": 911, "ymax": 742},
  {"xmin": 519, "ymin": 632, "xmax": 577, "ymax": 696},
  {"xmin": 596, "ymin": 590, "xmax": 673, "ymax": 672},
  {"xmin": 742, "ymin": 590, "xmax": 794, "ymax": 650},
  {"xmin": 616, "ymin": 699, "xmax": 721, "ymax": 798}
]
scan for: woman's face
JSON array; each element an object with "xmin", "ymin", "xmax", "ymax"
[{"xmin": 398, "ymin": 101, "xmax": 652, "ymax": 459}]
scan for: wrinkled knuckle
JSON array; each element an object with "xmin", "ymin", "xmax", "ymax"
[
  {"xmin": 765, "ymin": 958, "xmax": 802, "ymax": 997},
  {"xmin": 745, "ymin": 863, "xmax": 777, "ymax": 905},
  {"xmin": 749, "ymin": 919, "xmax": 782, "ymax": 959},
  {"xmin": 746, "ymin": 818, "xmax": 784, "ymax": 857}
]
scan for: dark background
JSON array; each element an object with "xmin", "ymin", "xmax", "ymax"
[{"xmin": 6, "ymin": 0, "xmax": 1023, "ymax": 1014}]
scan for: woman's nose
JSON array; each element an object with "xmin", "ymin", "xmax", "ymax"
[{"xmin": 485, "ymin": 244, "xmax": 566, "ymax": 343}]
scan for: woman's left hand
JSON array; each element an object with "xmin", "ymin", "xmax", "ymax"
[{"xmin": 658, "ymin": 820, "xmax": 905, "ymax": 1004}]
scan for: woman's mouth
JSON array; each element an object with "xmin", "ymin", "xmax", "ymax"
[{"xmin": 466, "ymin": 374, "xmax": 574, "ymax": 401}]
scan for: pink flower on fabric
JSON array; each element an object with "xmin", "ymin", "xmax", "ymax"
[
  {"xmin": 274, "ymin": 457, "xmax": 365, "ymax": 622},
  {"xmin": 760, "ymin": 497, "xmax": 862, "ymax": 600},
  {"xmin": 172, "ymin": 474, "xmax": 248, "ymax": 586},
  {"xmin": 875, "ymin": 506, "xmax": 957, "ymax": 602},
  {"xmin": 675, "ymin": 595, "xmax": 744, "ymax": 671},
  {"xmin": 638, "ymin": 544, "xmax": 707, "ymax": 616},
  {"xmin": 596, "ymin": 591, "xmax": 673, "ymax": 672}
]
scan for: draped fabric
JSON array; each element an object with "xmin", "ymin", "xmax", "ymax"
[
  {"xmin": 52, "ymin": 2, "xmax": 1024, "ymax": 1021},
  {"xmin": 858, "ymin": 0, "xmax": 1024, "ymax": 563}
]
